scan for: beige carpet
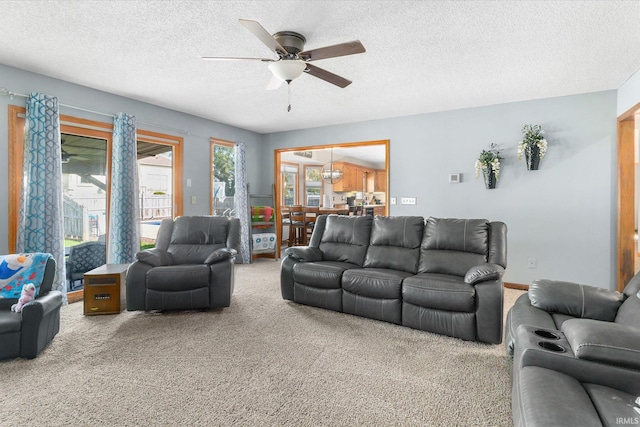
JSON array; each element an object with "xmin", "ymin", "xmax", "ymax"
[{"xmin": 0, "ymin": 260, "xmax": 524, "ymax": 426}]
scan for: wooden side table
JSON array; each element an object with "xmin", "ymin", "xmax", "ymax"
[{"xmin": 83, "ymin": 264, "xmax": 129, "ymax": 315}]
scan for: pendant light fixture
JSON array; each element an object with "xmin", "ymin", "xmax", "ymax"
[{"xmin": 321, "ymin": 148, "xmax": 343, "ymax": 184}]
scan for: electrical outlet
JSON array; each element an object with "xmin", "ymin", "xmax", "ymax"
[
  {"xmin": 401, "ymin": 197, "xmax": 416, "ymax": 205},
  {"xmin": 528, "ymin": 258, "xmax": 537, "ymax": 269},
  {"xmin": 390, "ymin": 197, "xmax": 396, "ymax": 205}
]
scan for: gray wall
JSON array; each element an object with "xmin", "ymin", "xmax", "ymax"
[
  {"xmin": 618, "ymin": 67, "xmax": 640, "ymax": 115},
  {"xmin": 263, "ymin": 91, "xmax": 618, "ymax": 288},
  {"xmin": 0, "ymin": 63, "xmax": 627, "ymax": 289},
  {"xmin": 0, "ymin": 64, "xmax": 262, "ymax": 254}
]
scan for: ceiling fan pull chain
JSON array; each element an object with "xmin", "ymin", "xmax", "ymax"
[{"xmin": 287, "ymin": 81, "xmax": 292, "ymax": 112}]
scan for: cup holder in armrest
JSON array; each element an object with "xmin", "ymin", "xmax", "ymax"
[
  {"xmin": 534, "ymin": 329, "xmax": 560, "ymax": 340},
  {"xmin": 538, "ymin": 341, "xmax": 566, "ymax": 353}
]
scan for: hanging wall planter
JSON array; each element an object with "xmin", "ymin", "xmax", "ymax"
[
  {"xmin": 518, "ymin": 124, "xmax": 547, "ymax": 170},
  {"xmin": 524, "ymin": 144, "xmax": 541, "ymax": 170},
  {"xmin": 483, "ymin": 168, "xmax": 497, "ymax": 189},
  {"xmin": 475, "ymin": 143, "xmax": 503, "ymax": 190}
]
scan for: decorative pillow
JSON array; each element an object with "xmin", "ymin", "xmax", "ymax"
[{"xmin": 0, "ymin": 253, "xmax": 51, "ymax": 299}]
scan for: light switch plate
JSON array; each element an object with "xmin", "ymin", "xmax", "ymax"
[
  {"xmin": 401, "ymin": 197, "xmax": 416, "ymax": 205},
  {"xmin": 191, "ymin": 196, "xmax": 197, "ymax": 204},
  {"xmin": 390, "ymin": 197, "xmax": 396, "ymax": 205}
]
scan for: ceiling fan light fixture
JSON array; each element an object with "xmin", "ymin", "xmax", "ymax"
[{"xmin": 268, "ymin": 60, "xmax": 306, "ymax": 82}]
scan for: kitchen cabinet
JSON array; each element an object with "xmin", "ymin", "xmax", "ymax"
[
  {"xmin": 332, "ymin": 162, "xmax": 381, "ymax": 193},
  {"xmin": 374, "ymin": 170, "xmax": 387, "ymax": 192},
  {"xmin": 331, "ymin": 162, "xmax": 354, "ymax": 192}
]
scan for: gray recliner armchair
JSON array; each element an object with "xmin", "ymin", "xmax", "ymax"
[
  {"xmin": 126, "ymin": 216, "xmax": 241, "ymax": 311},
  {"xmin": 0, "ymin": 254, "xmax": 62, "ymax": 360}
]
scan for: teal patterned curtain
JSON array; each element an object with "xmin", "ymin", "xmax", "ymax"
[
  {"xmin": 17, "ymin": 93, "xmax": 66, "ymax": 301},
  {"xmin": 234, "ymin": 143, "xmax": 250, "ymax": 263},
  {"xmin": 108, "ymin": 113, "xmax": 140, "ymax": 264}
]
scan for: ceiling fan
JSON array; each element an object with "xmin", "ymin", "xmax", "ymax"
[
  {"xmin": 60, "ymin": 139, "xmax": 86, "ymax": 163},
  {"xmin": 202, "ymin": 19, "xmax": 365, "ymax": 107}
]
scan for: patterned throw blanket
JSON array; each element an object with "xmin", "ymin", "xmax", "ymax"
[
  {"xmin": 0, "ymin": 253, "xmax": 51, "ymax": 299},
  {"xmin": 251, "ymin": 206, "xmax": 274, "ymax": 228}
]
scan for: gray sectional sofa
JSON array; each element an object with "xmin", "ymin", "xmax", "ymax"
[
  {"xmin": 281, "ymin": 215, "xmax": 507, "ymax": 344},
  {"xmin": 506, "ymin": 273, "xmax": 640, "ymax": 426}
]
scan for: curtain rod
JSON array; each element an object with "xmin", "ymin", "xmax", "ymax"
[{"xmin": 0, "ymin": 86, "xmax": 192, "ymax": 135}]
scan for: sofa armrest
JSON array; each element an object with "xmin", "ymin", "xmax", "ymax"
[
  {"xmin": 284, "ymin": 246, "xmax": 323, "ymax": 262},
  {"xmin": 205, "ymin": 248, "xmax": 237, "ymax": 265},
  {"xmin": 464, "ymin": 263, "xmax": 504, "ymax": 285},
  {"xmin": 562, "ymin": 319, "xmax": 640, "ymax": 371},
  {"xmin": 135, "ymin": 248, "xmax": 173, "ymax": 267},
  {"xmin": 528, "ymin": 279, "xmax": 623, "ymax": 321},
  {"xmin": 20, "ymin": 290, "xmax": 63, "ymax": 359},
  {"xmin": 21, "ymin": 291, "xmax": 63, "ymax": 321}
]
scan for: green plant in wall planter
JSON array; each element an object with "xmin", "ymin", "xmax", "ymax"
[
  {"xmin": 475, "ymin": 143, "xmax": 503, "ymax": 189},
  {"xmin": 518, "ymin": 124, "xmax": 547, "ymax": 170}
]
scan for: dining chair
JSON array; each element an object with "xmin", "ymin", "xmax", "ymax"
[
  {"xmin": 288, "ymin": 205, "xmax": 305, "ymax": 246},
  {"xmin": 280, "ymin": 205, "xmax": 291, "ymax": 248},
  {"xmin": 303, "ymin": 206, "xmax": 320, "ymax": 245}
]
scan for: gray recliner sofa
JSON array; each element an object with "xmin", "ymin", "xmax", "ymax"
[
  {"xmin": 126, "ymin": 216, "xmax": 240, "ymax": 311},
  {"xmin": 506, "ymin": 273, "xmax": 640, "ymax": 426},
  {"xmin": 281, "ymin": 215, "xmax": 507, "ymax": 344}
]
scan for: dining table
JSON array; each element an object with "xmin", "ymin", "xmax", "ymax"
[{"xmin": 318, "ymin": 207, "xmax": 350, "ymax": 215}]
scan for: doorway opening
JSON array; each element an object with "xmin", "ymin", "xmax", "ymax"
[
  {"xmin": 274, "ymin": 139, "xmax": 389, "ymax": 255},
  {"xmin": 617, "ymin": 102, "xmax": 640, "ymax": 291}
]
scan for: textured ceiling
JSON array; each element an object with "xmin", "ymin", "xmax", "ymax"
[{"xmin": 1, "ymin": 1, "xmax": 640, "ymax": 134}]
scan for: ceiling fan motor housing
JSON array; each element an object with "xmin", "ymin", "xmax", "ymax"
[{"xmin": 273, "ymin": 31, "xmax": 306, "ymax": 56}]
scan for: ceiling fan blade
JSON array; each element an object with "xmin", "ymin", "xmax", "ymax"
[
  {"xmin": 266, "ymin": 75, "xmax": 283, "ymax": 90},
  {"xmin": 201, "ymin": 56, "xmax": 274, "ymax": 62},
  {"xmin": 299, "ymin": 40, "xmax": 365, "ymax": 62},
  {"xmin": 239, "ymin": 19, "xmax": 288, "ymax": 57},
  {"xmin": 304, "ymin": 64, "xmax": 352, "ymax": 88}
]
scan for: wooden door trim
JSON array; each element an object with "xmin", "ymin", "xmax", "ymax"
[
  {"xmin": 618, "ymin": 103, "xmax": 640, "ymax": 292},
  {"xmin": 274, "ymin": 139, "xmax": 390, "ymax": 253}
]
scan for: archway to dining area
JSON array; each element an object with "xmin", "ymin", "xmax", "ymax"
[{"xmin": 274, "ymin": 139, "xmax": 389, "ymax": 254}]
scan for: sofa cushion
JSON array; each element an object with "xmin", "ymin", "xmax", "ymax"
[
  {"xmin": 342, "ymin": 268, "xmax": 412, "ymax": 299},
  {"xmin": 293, "ymin": 261, "xmax": 360, "ymax": 289},
  {"xmin": 146, "ymin": 264, "xmax": 210, "ymax": 291},
  {"xmin": 363, "ymin": 216, "xmax": 423, "ymax": 274},
  {"xmin": 513, "ymin": 366, "xmax": 608, "ymax": 427},
  {"xmin": 168, "ymin": 216, "xmax": 230, "ymax": 264},
  {"xmin": 0, "ymin": 312, "xmax": 22, "ymax": 334},
  {"xmin": 318, "ymin": 215, "xmax": 372, "ymax": 266},
  {"xmin": 402, "ymin": 273, "xmax": 476, "ymax": 313},
  {"xmin": 418, "ymin": 218, "xmax": 489, "ymax": 276}
]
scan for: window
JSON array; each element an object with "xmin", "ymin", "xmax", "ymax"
[
  {"xmin": 137, "ymin": 131, "xmax": 183, "ymax": 248},
  {"xmin": 8, "ymin": 106, "xmax": 183, "ymax": 297},
  {"xmin": 210, "ymin": 139, "xmax": 236, "ymax": 216},
  {"xmin": 304, "ymin": 165, "xmax": 322, "ymax": 206},
  {"xmin": 281, "ymin": 163, "xmax": 299, "ymax": 206},
  {"xmin": 60, "ymin": 133, "xmax": 109, "ymax": 244}
]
